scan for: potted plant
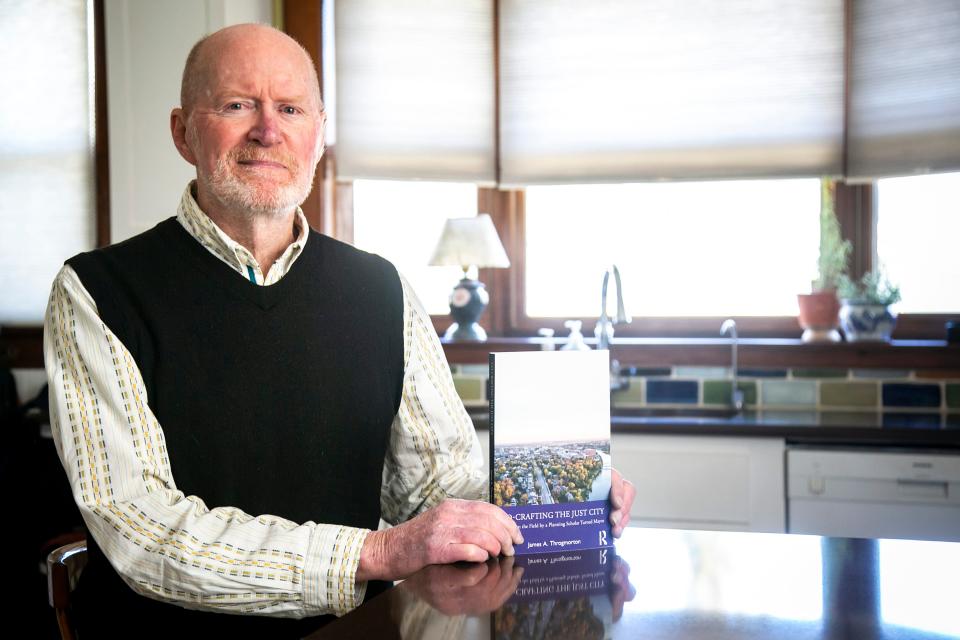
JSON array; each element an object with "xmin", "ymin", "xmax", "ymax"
[
  {"xmin": 797, "ymin": 179, "xmax": 851, "ymax": 342},
  {"xmin": 837, "ymin": 268, "xmax": 901, "ymax": 342}
]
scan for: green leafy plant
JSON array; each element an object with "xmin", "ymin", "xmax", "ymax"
[
  {"xmin": 812, "ymin": 179, "xmax": 851, "ymax": 292},
  {"xmin": 838, "ymin": 269, "xmax": 902, "ymax": 306}
]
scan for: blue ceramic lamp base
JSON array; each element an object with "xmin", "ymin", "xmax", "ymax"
[{"xmin": 444, "ymin": 278, "xmax": 489, "ymax": 342}]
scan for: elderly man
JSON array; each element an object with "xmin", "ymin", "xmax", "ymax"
[{"xmin": 45, "ymin": 23, "xmax": 634, "ymax": 637}]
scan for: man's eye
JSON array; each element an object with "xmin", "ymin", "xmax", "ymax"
[
  {"xmin": 281, "ymin": 106, "xmax": 298, "ymax": 115},
  {"xmin": 227, "ymin": 103, "xmax": 245, "ymax": 110}
]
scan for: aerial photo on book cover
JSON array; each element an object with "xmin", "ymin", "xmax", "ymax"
[{"xmin": 489, "ymin": 350, "xmax": 613, "ymax": 555}]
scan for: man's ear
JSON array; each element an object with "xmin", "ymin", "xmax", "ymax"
[{"xmin": 170, "ymin": 108, "xmax": 198, "ymax": 166}]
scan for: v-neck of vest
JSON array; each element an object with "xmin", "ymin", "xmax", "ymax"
[{"xmin": 158, "ymin": 218, "xmax": 315, "ymax": 311}]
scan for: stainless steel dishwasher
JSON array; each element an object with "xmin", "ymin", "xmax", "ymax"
[{"xmin": 787, "ymin": 446, "xmax": 960, "ymax": 542}]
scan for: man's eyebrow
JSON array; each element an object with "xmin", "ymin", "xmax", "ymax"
[{"xmin": 209, "ymin": 91, "xmax": 315, "ymax": 105}]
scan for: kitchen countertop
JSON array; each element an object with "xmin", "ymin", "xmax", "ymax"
[
  {"xmin": 468, "ymin": 409, "xmax": 960, "ymax": 449},
  {"xmin": 311, "ymin": 526, "xmax": 960, "ymax": 639}
]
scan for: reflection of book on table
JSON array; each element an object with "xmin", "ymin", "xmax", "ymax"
[
  {"xmin": 494, "ymin": 548, "xmax": 614, "ymax": 640},
  {"xmin": 489, "ymin": 351, "xmax": 612, "ymax": 555}
]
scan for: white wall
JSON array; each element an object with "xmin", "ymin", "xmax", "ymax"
[{"xmin": 105, "ymin": 0, "xmax": 272, "ymax": 242}]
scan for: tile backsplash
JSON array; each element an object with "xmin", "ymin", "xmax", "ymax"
[{"xmin": 451, "ymin": 364, "xmax": 960, "ymax": 420}]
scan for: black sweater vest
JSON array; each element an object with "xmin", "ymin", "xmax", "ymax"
[{"xmin": 65, "ymin": 218, "xmax": 403, "ymax": 635}]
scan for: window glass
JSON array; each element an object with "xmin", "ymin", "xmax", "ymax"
[
  {"xmin": 525, "ymin": 180, "xmax": 820, "ymax": 318},
  {"xmin": 0, "ymin": 0, "xmax": 95, "ymax": 323},
  {"xmin": 876, "ymin": 172, "xmax": 960, "ymax": 314},
  {"xmin": 352, "ymin": 179, "xmax": 477, "ymax": 315}
]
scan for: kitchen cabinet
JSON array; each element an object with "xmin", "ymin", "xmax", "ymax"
[{"xmin": 611, "ymin": 433, "xmax": 786, "ymax": 533}]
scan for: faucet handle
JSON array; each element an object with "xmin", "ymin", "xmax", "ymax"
[{"xmin": 720, "ymin": 318, "xmax": 738, "ymax": 339}]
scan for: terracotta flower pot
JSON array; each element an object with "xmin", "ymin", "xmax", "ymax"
[{"xmin": 797, "ymin": 291, "xmax": 841, "ymax": 342}]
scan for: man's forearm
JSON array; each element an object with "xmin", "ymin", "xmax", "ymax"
[{"xmin": 45, "ymin": 266, "xmax": 366, "ymax": 617}]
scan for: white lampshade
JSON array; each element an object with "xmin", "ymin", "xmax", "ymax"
[{"xmin": 428, "ymin": 213, "xmax": 510, "ymax": 269}]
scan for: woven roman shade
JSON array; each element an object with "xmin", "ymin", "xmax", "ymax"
[
  {"xmin": 847, "ymin": 0, "xmax": 960, "ymax": 179},
  {"xmin": 334, "ymin": 0, "xmax": 496, "ymax": 183},
  {"xmin": 498, "ymin": 0, "xmax": 844, "ymax": 185}
]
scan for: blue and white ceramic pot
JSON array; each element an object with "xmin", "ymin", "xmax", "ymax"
[{"xmin": 839, "ymin": 301, "xmax": 897, "ymax": 342}]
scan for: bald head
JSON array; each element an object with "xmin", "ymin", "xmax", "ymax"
[{"xmin": 180, "ymin": 23, "xmax": 322, "ymax": 117}]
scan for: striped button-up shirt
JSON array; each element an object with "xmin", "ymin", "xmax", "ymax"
[{"xmin": 43, "ymin": 183, "xmax": 486, "ymax": 618}]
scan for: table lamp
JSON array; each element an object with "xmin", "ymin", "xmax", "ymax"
[{"xmin": 428, "ymin": 214, "xmax": 510, "ymax": 341}]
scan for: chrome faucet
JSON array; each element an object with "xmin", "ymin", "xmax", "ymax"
[
  {"xmin": 596, "ymin": 266, "xmax": 631, "ymax": 391},
  {"xmin": 720, "ymin": 319, "xmax": 744, "ymax": 412},
  {"xmin": 595, "ymin": 265, "xmax": 630, "ymax": 351}
]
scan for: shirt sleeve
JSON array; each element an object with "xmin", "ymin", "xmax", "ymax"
[
  {"xmin": 379, "ymin": 274, "xmax": 487, "ymax": 526},
  {"xmin": 44, "ymin": 264, "xmax": 368, "ymax": 618}
]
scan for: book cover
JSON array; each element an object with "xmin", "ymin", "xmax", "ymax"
[{"xmin": 489, "ymin": 350, "xmax": 613, "ymax": 555}]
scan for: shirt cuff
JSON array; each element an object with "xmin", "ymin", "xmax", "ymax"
[{"xmin": 303, "ymin": 525, "xmax": 370, "ymax": 616}]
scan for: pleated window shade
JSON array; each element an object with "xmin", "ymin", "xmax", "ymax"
[
  {"xmin": 0, "ymin": 0, "xmax": 95, "ymax": 323},
  {"xmin": 499, "ymin": 0, "xmax": 844, "ymax": 185},
  {"xmin": 847, "ymin": 0, "xmax": 960, "ymax": 180},
  {"xmin": 334, "ymin": 0, "xmax": 958, "ymax": 185},
  {"xmin": 334, "ymin": 0, "xmax": 496, "ymax": 183}
]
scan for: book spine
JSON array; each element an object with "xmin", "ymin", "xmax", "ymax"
[{"xmin": 488, "ymin": 352, "xmax": 495, "ymax": 504}]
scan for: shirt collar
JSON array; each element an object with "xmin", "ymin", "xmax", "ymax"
[{"xmin": 175, "ymin": 181, "xmax": 309, "ymax": 284}]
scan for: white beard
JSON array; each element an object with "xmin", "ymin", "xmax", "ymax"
[{"xmin": 203, "ymin": 145, "xmax": 314, "ymax": 219}]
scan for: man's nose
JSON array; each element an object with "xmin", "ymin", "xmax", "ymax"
[{"xmin": 248, "ymin": 107, "xmax": 282, "ymax": 146}]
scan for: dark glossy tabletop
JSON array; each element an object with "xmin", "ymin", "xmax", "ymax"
[{"xmin": 311, "ymin": 527, "xmax": 960, "ymax": 640}]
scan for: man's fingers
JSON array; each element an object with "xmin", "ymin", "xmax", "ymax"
[
  {"xmin": 609, "ymin": 469, "xmax": 635, "ymax": 535},
  {"xmin": 613, "ymin": 479, "xmax": 636, "ymax": 536},
  {"xmin": 443, "ymin": 527, "xmax": 503, "ymax": 562},
  {"xmin": 462, "ymin": 501, "xmax": 523, "ymax": 552},
  {"xmin": 485, "ymin": 503, "xmax": 524, "ymax": 545},
  {"xmin": 622, "ymin": 478, "xmax": 636, "ymax": 513},
  {"xmin": 444, "ymin": 543, "xmax": 491, "ymax": 564},
  {"xmin": 610, "ymin": 468, "xmax": 626, "ymax": 509}
]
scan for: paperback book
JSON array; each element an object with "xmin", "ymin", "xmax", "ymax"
[{"xmin": 489, "ymin": 350, "xmax": 613, "ymax": 555}]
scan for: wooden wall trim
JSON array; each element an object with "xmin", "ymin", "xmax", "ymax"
[
  {"xmin": 93, "ymin": 0, "xmax": 110, "ymax": 248},
  {"xmin": 282, "ymin": 0, "xmax": 326, "ymax": 232}
]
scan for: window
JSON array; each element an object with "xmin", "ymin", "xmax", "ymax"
[
  {"xmin": 316, "ymin": 1, "xmax": 959, "ymax": 339},
  {"xmin": 352, "ymin": 179, "xmax": 478, "ymax": 315},
  {"xmin": 524, "ymin": 180, "xmax": 821, "ymax": 318},
  {"xmin": 0, "ymin": 0, "xmax": 96, "ymax": 324},
  {"xmin": 876, "ymin": 172, "xmax": 960, "ymax": 314}
]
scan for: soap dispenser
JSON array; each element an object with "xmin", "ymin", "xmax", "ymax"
[{"xmin": 561, "ymin": 320, "xmax": 591, "ymax": 351}]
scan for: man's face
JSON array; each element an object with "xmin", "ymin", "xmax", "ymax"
[{"xmin": 174, "ymin": 28, "xmax": 324, "ymax": 218}]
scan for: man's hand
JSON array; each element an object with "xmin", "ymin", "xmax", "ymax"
[
  {"xmin": 357, "ymin": 499, "xmax": 524, "ymax": 582},
  {"xmin": 609, "ymin": 468, "xmax": 635, "ymax": 538},
  {"xmin": 400, "ymin": 557, "xmax": 524, "ymax": 616}
]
